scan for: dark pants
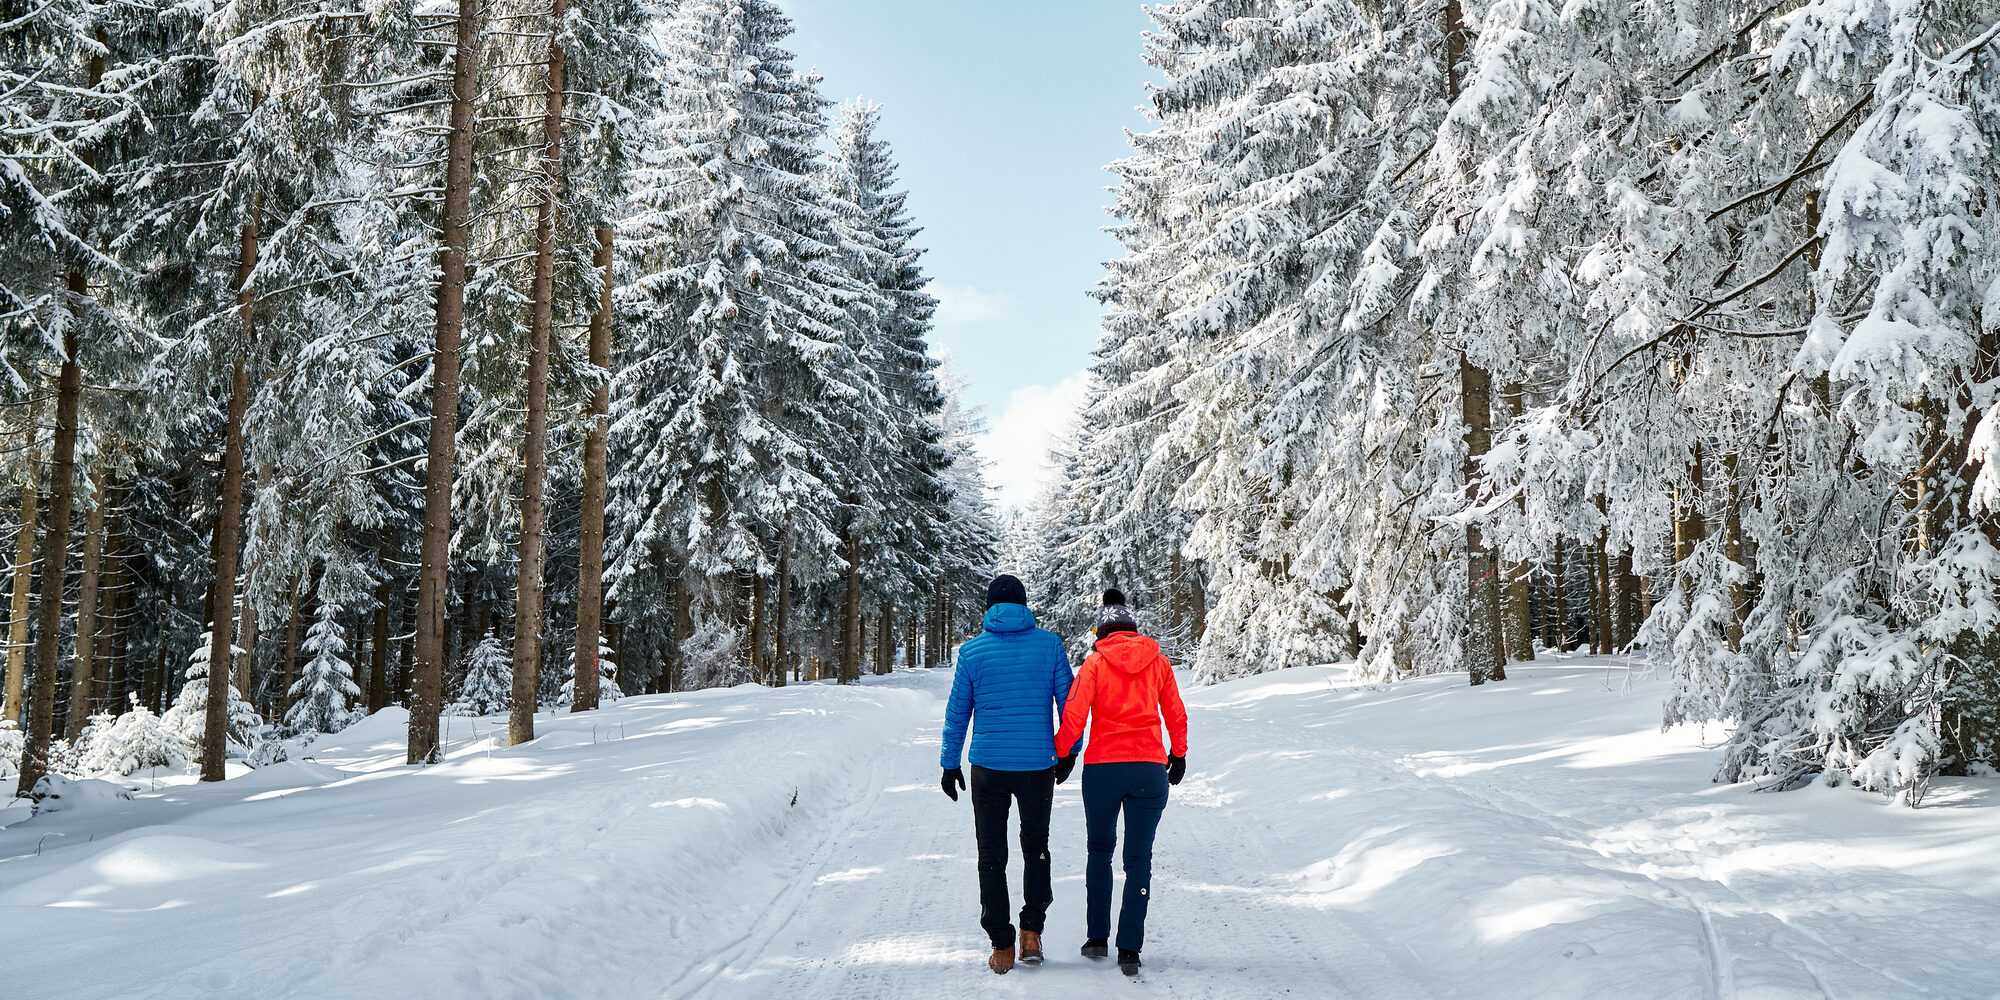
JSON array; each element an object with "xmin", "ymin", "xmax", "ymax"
[
  {"xmin": 1083, "ymin": 761, "xmax": 1170, "ymax": 952},
  {"xmin": 970, "ymin": 764, "xmax": 1055, "ymax": 950}
]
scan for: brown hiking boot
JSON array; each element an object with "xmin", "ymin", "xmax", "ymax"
[
  {"xmin": 988, "ymin": 946, "xmax": 1015, "ymax": 974},
  {"xmin": 1019, "ymin": 931, "xmax": 1044, "ymax": 965}
]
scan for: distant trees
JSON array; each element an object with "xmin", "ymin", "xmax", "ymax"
[
  {"xmin": 1029, "ymin": 0, "xmax": 2000, "ymax": 800},
  {"xmin": 0, "ymin": 0, "xmax": 996, "ymax": 789},
  {"xmin": 608, "ymin": 0, "xmax": 994, "ymax": 691}
]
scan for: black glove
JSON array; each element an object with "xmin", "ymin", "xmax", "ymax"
[
  {"xmin": 1053, "ymin": 754, "xmax": 1077, "ymax": 785},
  {"xmin": 941, "ymin": 767, "xmax": 966, "ymax": 801},
  {"xmin": 1166, "ymin": 755, "xmax": 1186, "ymax": 786}
]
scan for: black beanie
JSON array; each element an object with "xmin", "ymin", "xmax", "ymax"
[
  {"xmin": 986, "ymin": 574, "xmax": 1028, "ymax": 609},
  {"xmin": 1095, "ymin": 588, "xmax": 1138, "ymax": 639}
]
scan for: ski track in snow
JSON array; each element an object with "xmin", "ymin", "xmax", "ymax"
[{"xmin": 4, "ymin": 659, "xmax": 2000, "ymax": 999}]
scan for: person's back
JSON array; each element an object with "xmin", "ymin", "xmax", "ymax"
[
  {"xmin": 1054, "ymin": 589, "xmax": 1189, "ymax": 976},
  {"xmin": 938, "ymin": 574, "xmax": 1080, "ymax": 974},
  {"xmin": 1065, "ymin": 630, "xmax": 1182, "ymax": 764},
  {"xmin": 944, "ymin": 603, "xmax": 1072, "ymax": 770}
]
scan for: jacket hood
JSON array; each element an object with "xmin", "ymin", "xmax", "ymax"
[
  {"xmin": 1094, "ymin": 630, "xmax": 1162, "ymax": 673},
  {"xmin": 982, "ymin": 603, "xmax": 1038, "ymax": 634}
]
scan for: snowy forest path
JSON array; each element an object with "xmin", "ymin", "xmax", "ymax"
[{"xmin": 675, "ymin": 667, "xmax": 1432, "ymax": 999}]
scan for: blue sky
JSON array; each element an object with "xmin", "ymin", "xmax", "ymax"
[{"xmin": 777, "ymin": 0, "xmax": 1156, "ymax": 507}]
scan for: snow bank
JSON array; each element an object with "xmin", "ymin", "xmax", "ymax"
[
  {"xmin": 1172, "ymin": 658, "xmax": 2000, "ymax": 998},
  {"xmin": 0, "ymin": 676, "xmax": 935, "ymax": 1000},
  {"xmin": 23, "ymin": 775, "xmax": 135, "ymax": 819}
]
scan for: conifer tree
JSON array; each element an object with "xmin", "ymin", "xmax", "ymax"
[
  {"xmin": 451, "ymin": 632, "xmax": 513, "ymax": 717},
  {"xmin": 286, "ymin": 601, "xmax": 361, "ymax": 734}
]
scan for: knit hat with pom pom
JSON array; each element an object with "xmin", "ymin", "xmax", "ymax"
[{"xmin": 1094, "ymin": 588, "xmax": 1138, "ymax": 639}]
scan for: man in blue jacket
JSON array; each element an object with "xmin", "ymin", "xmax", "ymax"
[{"xmin": 940, "ymin": 573, "xmax": 1080, "ymax": 975}]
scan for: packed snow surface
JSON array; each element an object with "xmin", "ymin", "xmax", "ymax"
[{"xmin": 5, "ymin": 658, "xmax": 1998, "ymax": 999}]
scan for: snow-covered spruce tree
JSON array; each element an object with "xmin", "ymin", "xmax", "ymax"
[
  {"xmin": 78, "ymin": 698, "xmax": 192, "ymax": 777},
  {"xmin": 558, "ymin": 640, "xmax": 622, "ymax": 707},
  {"xmin": 930, "ymin": 359, "xmax": 1003, "ymax": 655},
  {"xmin": 609, "ymin": 0, "xmax": 874, "ymax": 685},
  {"xmin": 1052, "ymin": 0, "xmax": 1444, "ymax": 682},
  {"xmin": 819, "ymin": 99, "xmax": 954, "ymax": 683},
  {"xmin": 0, "ymin": 720, "xmax": 24, "ymax": 780},
  {"xmin": 484, "ymin": 0, "xmax": 658, "ymax": 743},
  {"xmin": 116, "ymin": 0, "xmax": 438, "ymax": 779},
  {"xmin": 567, "ymin": 0, "xmax": 658, "ymax": 709},
  {"xmin": 162, "ymin": 633, "xmax": 261, "ymax": 751},
  {"xmin": 1689, "ymin": 2, "xmax": 2000, "ymax": 796},
  {"xmin": 1, "ymin": 0, "xmax": 163, "ymax": 795},
  {"xmin": 286, "ymin": 599, "xmax": 361, "ymax": 735},
  {"xmin": 451, "ymin": 632, "xmax": 513, "ymax": 717}
]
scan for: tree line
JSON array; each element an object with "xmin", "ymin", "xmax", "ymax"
[
  {"xmin": 0, "ymin": 0, "xmax": 998, "ymax": 796},
  {"xmin": 1018, "ymin": 0, "xmax": 2000, "ymax": 802}
]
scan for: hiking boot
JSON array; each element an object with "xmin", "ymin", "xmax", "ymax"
[
  {"xmin": 1118, "ymin": 948, "xmax": 1142, "ymax": 976},
  {"xmin": 1019, "ymin": 930, "xmax": 1044, "ymax": 965},
  {"xmin": 988, "ymin": 946, "xmax": 1015, "ymax": 975},
  {"xmin": 1081, "ymin": 938, "xmax": 1108, "ymax": 959}
]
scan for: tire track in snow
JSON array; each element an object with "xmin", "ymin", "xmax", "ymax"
[
  {"xmin": 1167, "ymin": 694, "xmax": 1431, "ymax": 999},
  {"xmin": 666, "ymin": 724, "xmax": 896, "ymax": 1000}
]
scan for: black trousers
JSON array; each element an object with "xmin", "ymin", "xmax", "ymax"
[{"xmin": 969, "ymin": 764, "xmax": 1055, "ymax": 950}]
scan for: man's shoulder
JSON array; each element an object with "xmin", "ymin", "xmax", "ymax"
[
  {"xmin": 1031, "ymin": 627, "xmax": 1070, "ymax": 651},
  {"xmin": 960, "ymin": 626, "xmax": 1066, "ymax": 659}
]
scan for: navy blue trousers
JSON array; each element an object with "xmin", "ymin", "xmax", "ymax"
[{"xmin": 1082, "ymin": 761, "xmax": 1170, "ymax": 952}]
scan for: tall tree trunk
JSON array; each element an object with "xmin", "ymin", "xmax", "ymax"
[
  {"xmin": 508, "ymin": 0, "xmax": 566, "ymax": 744},
  {"xmin": 571, "ymin": 227, "xmax": 614, "ymax": 712},
  {"xmin": 1584, "ymin": 535, "xmax": 1603, "ymax": 654},
  {"xmin": 369, "ymin": 575, "xmax": 389, "ymax": 713},
  {"xmin": 2, "ymin": 393, "xmax": 40, "ymax": 725},
  {"xmin": 749, "ymin": 572, "xmax": 768, "ymax": 685},
  {"xmin": 1545, "ymin": 539, "xmax": 1566, "ymax": 651},
  {"xmin": 1721, "ymin": 452, "xmax": 1748, "ymax": 652},
  {"xmin": 773, "ymin": 551, "xmax": 789, "ymax": 688},
  {"xmin": 878, "ymin": 604, "xmax": 894, "ymax": 675},
  {"xmin": 942, "ymin": 588, "xmax": 953, "ymax": 656},
  {"xmin": 16, "ymin": 31, "xmax": 106, "ymax": 793},
  {"xmin": 195, "ymin": 188, "xmax": 258, "ymax": 783},
  {"xmin": 671, "ymin": 572, "xmax": 691, "ymax": 692},
  {"xmin": 1440, "ymin": 0, "xmax": 1500, "ymax": 685},
  {"xmin": 1502, "ymin": 383, "xmax": 1534, "ymax": 661},
  {"xmin": 927, "ymin": 579, "xmax": 942, "ymax": 667},
  {"xmin": 1615, "ymin": 552, "xmax": 1639, "ymax": 648},
  {"xmin": 1459, "ymin": 355, "xmax": 1505, "ymax": 685},
  {"xmin": 1191, "ymin": 566, "xmax": 1206, "ymax": 639},
  {"xmin": 840, "ymin": 524, "xmax": 860, "ymax": 684},
  {"xmin": 63, "ymin": 469, "xmax": 108, "ymax": 739},
  {"xmin": 103, "ymin": 542, "xmax": 127, "ymax": 714},
  {"xmin": 147, "ymin": 643, "xmax": 165, "ymax": 714},
  {"xmin": 280, "ymin": 579, "xmax": 303, "ymax": 716},
  {"xmin": 396, "ymin": 588, "xmax": 414, "ymax": 703},
  {"xmin": 411, "ymin": 0, "xmax": 479, "ymax": 764},
  {"xmin": 1592, "ymin": 528, "xmax": 1614, "ymax": 656},
  {"xmin": 236, "ymin": 585, "xmax": 259, "ymax": 712},
  {"xmin": 905, "ymin": 605, "xmax": 916, "ymax": 677},
  {"xmin": 18, "ymin": 279, "xmax": 88, "ymax": 796}
]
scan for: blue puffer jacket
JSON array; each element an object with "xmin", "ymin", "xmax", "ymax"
[{"xmin": 940, "ymin": 603, "xmax": 1080, "ymax": 771}]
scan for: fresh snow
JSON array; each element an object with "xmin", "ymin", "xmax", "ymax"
[{"xmin": 4, "ymin": 658, "xmax": 1998, "ymax": 999}]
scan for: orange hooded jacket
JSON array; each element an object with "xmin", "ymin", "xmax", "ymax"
[{"xmin": 1055, "ymin": 630, "xmax": 1189, "ymax": 766}]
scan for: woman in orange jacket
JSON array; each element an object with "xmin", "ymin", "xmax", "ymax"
[{"xmin": 1053, "ymin": 589, "xmax": 1189, "ymax": 977}]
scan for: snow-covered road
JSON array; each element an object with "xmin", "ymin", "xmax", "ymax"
[{"xmin": 5, "ymin": 660, "xmax": 1998, "ymax": 999}]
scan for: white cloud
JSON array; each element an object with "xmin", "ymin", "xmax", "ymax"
[
  {"xmin": 931, "ymin": 283, "xmax": 1011, "ymax": 326},
  {"xmin": 979, "ymin": 375, "xmax": 1089, "ymax": 512}
]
